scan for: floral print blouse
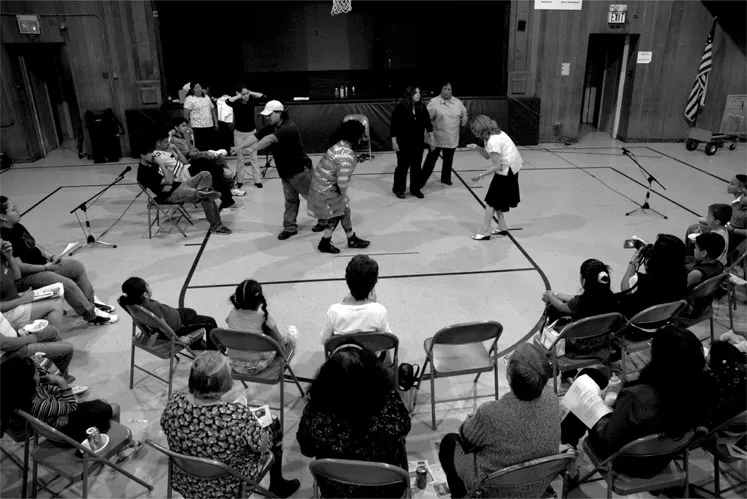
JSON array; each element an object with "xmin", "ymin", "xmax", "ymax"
[
  {"xmin": 160, "ymin": 391, "xmax": 271, "ymax": 498},
  {"xmin": 183, "ymin": 95, "xmax": 214, "ymax": 128}
]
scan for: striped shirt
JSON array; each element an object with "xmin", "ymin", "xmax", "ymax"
[{"xmin": 32, "ymin": 384, "xmax": 77, "ymax": 429}]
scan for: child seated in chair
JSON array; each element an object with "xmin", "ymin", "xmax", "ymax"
[
  {"xmin": 683, "ymin": 233, "xmax": 725, "ymax": 319},
  {"xmin": 120, "ymin": 277, "xmax": 217, "ymax": 350},
  {"xmin": 225, "ymin": 279, "xmax": 296, "ymax": 375}
]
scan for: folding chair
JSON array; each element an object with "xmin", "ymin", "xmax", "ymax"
[
  {"xmin": 690, "ymin": 410, "xmax": 747, "ymax": 497},
  {"xmin": 1, "ymin": 423, "xmax": 31, "ymax": 498},
  {"xmin": 325, "ymin": 330, "xmax": 398, "ymax": 368},
  {"xmin": 677, "ymin": 272, "xmax": 730, "ymax": 343},
  {"xmin": 726, "ymin": 251, "xmax": 747, "ymax": 331},
  {"xmin": 533, "ymin": 312, "xmax": 625, "ymax": 394},
  {"xmin": 616, "ymin": 300, "xmax": 687, "ymax": 381},
  {"xmin": 465, "ymin": 451, "xmax": 578, "ymax": 498},
  {"xmin": 118, "ymin": 298, "xmax": 204, "ymax": 398},
  {"xmin": 309, "ymin": 458, "xmax": 409, "ymax": 499},
  {"xmin": 419, "ymin": 321, "xmax": 503, "ymax": 430},
  {"xmin": 210, "ymin": 328, "xmax": 306, "ymax": 435},
  {"xmin": 573, "ymin": 428, "xmax": 707, "ymax": 499},
  {"xmin": 145, "ymin": 439, "xmax": 276, "ymax": 499},
  {"xmin": 343, "ymin": 114, "xmax": 373, "ymax": 162},
  {"xmin": 137, "ymin": 183, "xmax": 193, "ymax": 238},
  {"xmin": 16, "ymin": 410, "xmax": 152, "ymax": 499}
]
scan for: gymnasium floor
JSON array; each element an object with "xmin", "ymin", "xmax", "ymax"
[{"xmin": 1, "ymin": 131, "xmax": 745, "ymax": 498}]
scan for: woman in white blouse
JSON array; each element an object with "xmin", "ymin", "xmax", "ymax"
[
  {"xmin": 467, "ymin": 115, "xmax": 523, "ymax": 240},
  {"xmin": 183, "ymin": 82, "xmax": 218, "ymax": 150}
]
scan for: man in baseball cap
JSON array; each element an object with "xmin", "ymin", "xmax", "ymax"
[{"xmin": 232, "ymin": 100, "xmax": 324, "ymax": 240}]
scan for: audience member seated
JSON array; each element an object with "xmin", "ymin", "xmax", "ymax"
[
  {"xmin": 297, "ymin": 341, "xmax": 411, "ymax": 492},
  {"xmin": 138, "ymin": 137, "xmax": 233, "ymax": 235},
  {"xmin": 560, "ymin": 326, "xmax": 708, "ymax": 478},
  {"xmin": 618, "ymin": 233, "xmax": 688, "ymax": 323},
  {"xmin": 120, "ymin": 277, "xmax": 217, "ymax": 350},
  {"xmin": 0, "ymin": 356, "xmax": 131, "ymax": 450},
  {"xmin": 0, "ymin": 239, "xmax": 63, "ymax": 330},
  {"xmin": 0, "ymin": 196, "xmax": 118, "ymax": 326},
  {"xmin": 151, "ymin": 127, "xmax": 241, "ymax": 212},
  {"xmin": 704, "ymin": 340, "xmax": 747, "ymax": 430},
  {"xmin": 0, "ymin": 311, "xmax": 74, "ymax": 382},
  {"xmin": 687, "ymin": 204, "xmax": 732, "ymax": 266},
  {"xmin": 225, "ymin": 279, "xmax": 296, "ymax": 375},
  {"xmin": 170, "ymin": 117, "xmax": 246, "ymax": 198},
  {"xmin": 320, "ymin": 255, "xmax": 392, "ymax": 345},
  {"xmin": 438, "ymin": 343, "xmax": 560, "ymax": 498},
  {"xmin": 682, "ymin": 232, "xmax": 726, "ymax": 319},
  {"xmin": 160, "ymin": 351, "xmax": 299, "ymax": 498}
]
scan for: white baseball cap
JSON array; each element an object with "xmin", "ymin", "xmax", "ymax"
[{"xmin": 259, "ymin": 100, "xmax": 284, "ymax": 116}]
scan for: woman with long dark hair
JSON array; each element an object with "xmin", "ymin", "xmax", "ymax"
[
  {"xmin": 307, "ymin": 120, "xmax": 371, "ymax": 254},
  {"xmin": 561, "ymin": 326, "xmax": 708, "ymax": 477},
  {"xmin": 390, "ymin": 86, "xmax": 434, "ymax": 199},
  {"xmin": 297, "ymin": 341, "xmax": 410, "ymax": 467},
  {"xmin": 542, "ymin": 258, "xmax": 616, "ymax": 323}
]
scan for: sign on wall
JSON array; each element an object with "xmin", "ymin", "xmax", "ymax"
[
  {"xmin": 637, "ymin": 51, "xmax": 652, "ymax": 64},
  {"xmin": 608, "ymin": 4, "xmax": 628, "ymax": 25},
  {"xmin": 534, "ymin": 0, "xmax": 583, "ymax": 10}
]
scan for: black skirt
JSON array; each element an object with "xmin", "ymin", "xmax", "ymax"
[{"xmin": 484, "ymin": 169, "xmax": 520, "ymax": 212}]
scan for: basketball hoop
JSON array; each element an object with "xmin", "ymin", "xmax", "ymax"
[{"xmin": 331, "ymin": 0, "xmax": 352, "ymax": 16}]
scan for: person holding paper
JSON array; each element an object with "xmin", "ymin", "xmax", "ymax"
[
  {"xmin": 0, "ymin": 197, "xmax": 117, "ymax": 326},
  {"xmin": 0, "ymin": 239, "xmax": 63, "ymax": 330},
  {"xmin": 467, "ymin": 115, "xmax": 523, "ymax": 241},
  {"xmin": 560, "ymin": 326, "xmax": 709, "ymax": 478},
  {"xmin": 438, "ymin": 343, "xmax": 560, "ymax": 498}
]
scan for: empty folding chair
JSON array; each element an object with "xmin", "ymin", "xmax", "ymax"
[{"xmin": 309, "ymin": 458, "xmax": 409, "ymax": 498}]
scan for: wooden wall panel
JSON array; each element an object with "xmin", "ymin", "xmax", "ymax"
[
  {"xmin": 0, "ymin": 0, "xmax": 162, "ymax": 161},
  {"xmin": 531, "ymin": 0, "xmax": 747, "ymax": 142}
]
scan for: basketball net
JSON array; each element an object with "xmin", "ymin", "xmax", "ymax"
[{"xmin": 331, "ymin": 0, "xmax": 352, "ymax": 16}]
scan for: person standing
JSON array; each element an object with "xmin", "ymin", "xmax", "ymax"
[
  {"xmin": 421, "ymin": 81, "xmax": 468, "ymax": 188},
  {"xmin": 307, "ymin": 121, "xmax": 371, "ymax": 254},
  {"xmin": 468, "ymin": 116, "xmax": 523, "ymax": 241},
  {"xmin": 183, "ymin": 82, "xmax": 218, "ymax": 150},
  {"xmin": 390, "ymin": 86, "xmax": 434, "ymax": 199},
  {"xmin": 232, "ymin": 101, "xmax": 325, "ymax": 240},
  {"xmin": 226, "ymin": 84, "xmax": 266, "ymax": 190}
]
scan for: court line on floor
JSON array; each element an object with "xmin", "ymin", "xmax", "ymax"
[
  {"xmin": 6, "ymin": 161, "xmax": 139, "ymax": 170},
  {"xmin": 179, "ymin": 231, "xmax": 212, "ymax": 309},
  {"xmin": 642, "ymin": 146, "xmax": 730, "ymax": 183},
  {"xmin": 609, "ymin": 167, "xmax": 701, "ymax": 217},
  {"xmin": 335, "ymin": 251, "xmax": 420, "ymax": 257},
  {"xmin": 186, "ymin": 267, "xmax": 537, "ymax": 289}
]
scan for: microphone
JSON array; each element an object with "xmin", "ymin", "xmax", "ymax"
[
  {"xmin": 116, "ymin": 165, "xmax": 132, "ymax": 178},
  {"xmin": 621, "ymin": 147, "xmax": 630, "ymax": 155}
]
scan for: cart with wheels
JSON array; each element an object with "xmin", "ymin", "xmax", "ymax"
[{"xmin": 686, "ymin": 125, "xmax": 740, "ymax": 156}]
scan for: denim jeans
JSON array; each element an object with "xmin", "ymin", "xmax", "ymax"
[
  {"xmin": 18, "ymin": 259, "xmax": 96, "ymax": 321},
  {"xmin": 1, "ymin": 327, "xmax": 73, "ymax": 375},
  {"xmin": 234, "ymin": 129, "xmax": 260, "ymax": 184},
  {"xmin": 168, "ymin": 171, "xmax": 224, "ymax": 230},
  {"xmin": 188, "ymin": 157, "xmax": 234, "ymax": 207},
  {"xmin": 281, "ymin": 170, "xmax": 312, "ymax": 231}
]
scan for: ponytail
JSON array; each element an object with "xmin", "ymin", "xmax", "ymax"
[{"xmin": 121, "ymin": 277, "xmax": 149, "ymax": 306}]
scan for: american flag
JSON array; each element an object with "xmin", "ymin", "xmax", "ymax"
[{"xmin": 684, "ymin": 18, "xmax": 717, "ymax": 123}]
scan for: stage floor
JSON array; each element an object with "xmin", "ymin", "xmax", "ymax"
[{"xmin": 1, "ymin": 135, "xmax": 745, "ymax": 498}]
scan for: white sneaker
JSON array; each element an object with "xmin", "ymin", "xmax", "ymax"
[
  {"xmin": 72, "ymin": 385, "xmax": 89, "ymax": 396},
  {"xmin": 93, "ymin": 296, "xmax": 115, "ymax": 313},
  {"xmin": 89, "ymin": 308, "xmax": 118, "ymax": 325},
  {"xmin": 231, "ymin": 188, "xmax": 246, "ymax": 197}
]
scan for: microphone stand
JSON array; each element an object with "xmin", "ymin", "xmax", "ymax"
[
  {"xmin": 68, "ymin": 166, "xmax": 138, "ymax": 256},
  {"xmin": 623, "ymin": 148, "xmax": 668, "ymax": 220}
]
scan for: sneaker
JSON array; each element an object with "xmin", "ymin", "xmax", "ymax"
[
  {"xmin": 71, "ymin": 385, "xmax": 89, "ymax": 396},
  {"xmin": 93, "ymin": 296, "xmax": 115, "ymax": 313},
  {"xmin": 347, "ymin": 234, "xmax": 371, "ymax": 249},
  {"xmin": 278, "ymin": 230, "xmax": 298, "ymax": 240},
  {"xmin": 255, "ymin": 182, "xmax": 263, "ymax": 188},
  {"xmin": 211, "ymin": 226, "xmax": 233, "ymax": 235},
  {"xmin": 318, "ymin": 238, "xmax": 341, "ymax": 254},
  {"xmin": 89, "ymin": 308, "xmax": 118, "ymax": 325},
  {"xmin": 221, "ymin": 201, "xmax": 245, "ymax": 211},
  {"xmin": 230, "ymin": 188, "xmax": 246, "ymax": 197}
]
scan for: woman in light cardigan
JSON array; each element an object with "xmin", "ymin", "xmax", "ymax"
[
  {"xmin": 438, "ymin": 343, "xmax": 560, "ymax": 498},
  {"xmin": 467, "ymin": 115, "xmax": 523, "ymax": 240}
]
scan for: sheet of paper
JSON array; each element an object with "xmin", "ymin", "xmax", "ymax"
[
  {"xmin": 427, "ymin": 463, "xmax": 446, "ymax": 484},
  {"xmin": 561, "ymin": 374, "xmax": 612, "ymax": 429},
  {"xmin": 433, "ymin": 481, "xmax": 451, "ymax": 498}
]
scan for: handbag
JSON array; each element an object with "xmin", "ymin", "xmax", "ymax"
[
  {"xmin": 538, "ymin": 317, "xmax": 573, "ymax": 357},
  {"xmin": 397, "ymin": 363, "xmax": 420, "ymax": 413}
]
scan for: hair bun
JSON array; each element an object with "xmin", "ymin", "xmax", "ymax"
[{"xmin": 597, "ymin": 271, "xmax": 610, "ymax": 284}]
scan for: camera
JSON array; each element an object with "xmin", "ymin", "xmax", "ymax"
[{"xmin": 623, "ymin": 236, "xmax": 647, "ymax": 250}]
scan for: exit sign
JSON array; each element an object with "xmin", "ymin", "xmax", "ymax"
[{"xmin": 609, "ymin": 4, "xmax": 627, "ymax": 24}]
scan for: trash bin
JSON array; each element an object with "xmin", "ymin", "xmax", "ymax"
[{"xmin": 84, "ymin": 109, "xmax": 124, "ymax": 163}]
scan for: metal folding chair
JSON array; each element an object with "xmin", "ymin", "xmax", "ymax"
[
  {"xmin": 137, "ymin": 183, "xmax": 193, "ymax": 238},
  {"xmin": 16, "ymin": 410, "xmax": 152, "ymax": 498},
  {"xmin": 419, "ymin": 321, "xmax": 503, "ymax": 430},
  {"xmin": 145, "ymin": 439, "xmax": 276, "ymax": 498},
  {"xmin": 309, "ymin": 458, "xmax": 409, "ymax": 498},
  {"xmin": 210, "ymin": 328, "xmax": 306, "ymax": 435},
  {"xmin": 678, "ymin": 272, "xmax": 730, "ymax": 343},
  {"xmin": 616, "ymin": 300, "xmax": 687, "ymax": 381},
  {"xmin": 343, "ymin": 114, "xmax": 373, "ymax": 162},
  {"xmin": 465, "ymin": 451, "xmax": 578, "ymax": 498},
  {"xmin": 533, "ymin": 312, "xmax": 625, "ymax": 394},
  {"xmin": 690, "ymin": 410, "xmax": 747, "ymax": 497},
  {"xmin": 118, "ymin": 298, "xmax": 203, "ymax": 398},
  {"xmin": 574, "ymin": 428, "xmax": 707, "ymax": 499}
]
